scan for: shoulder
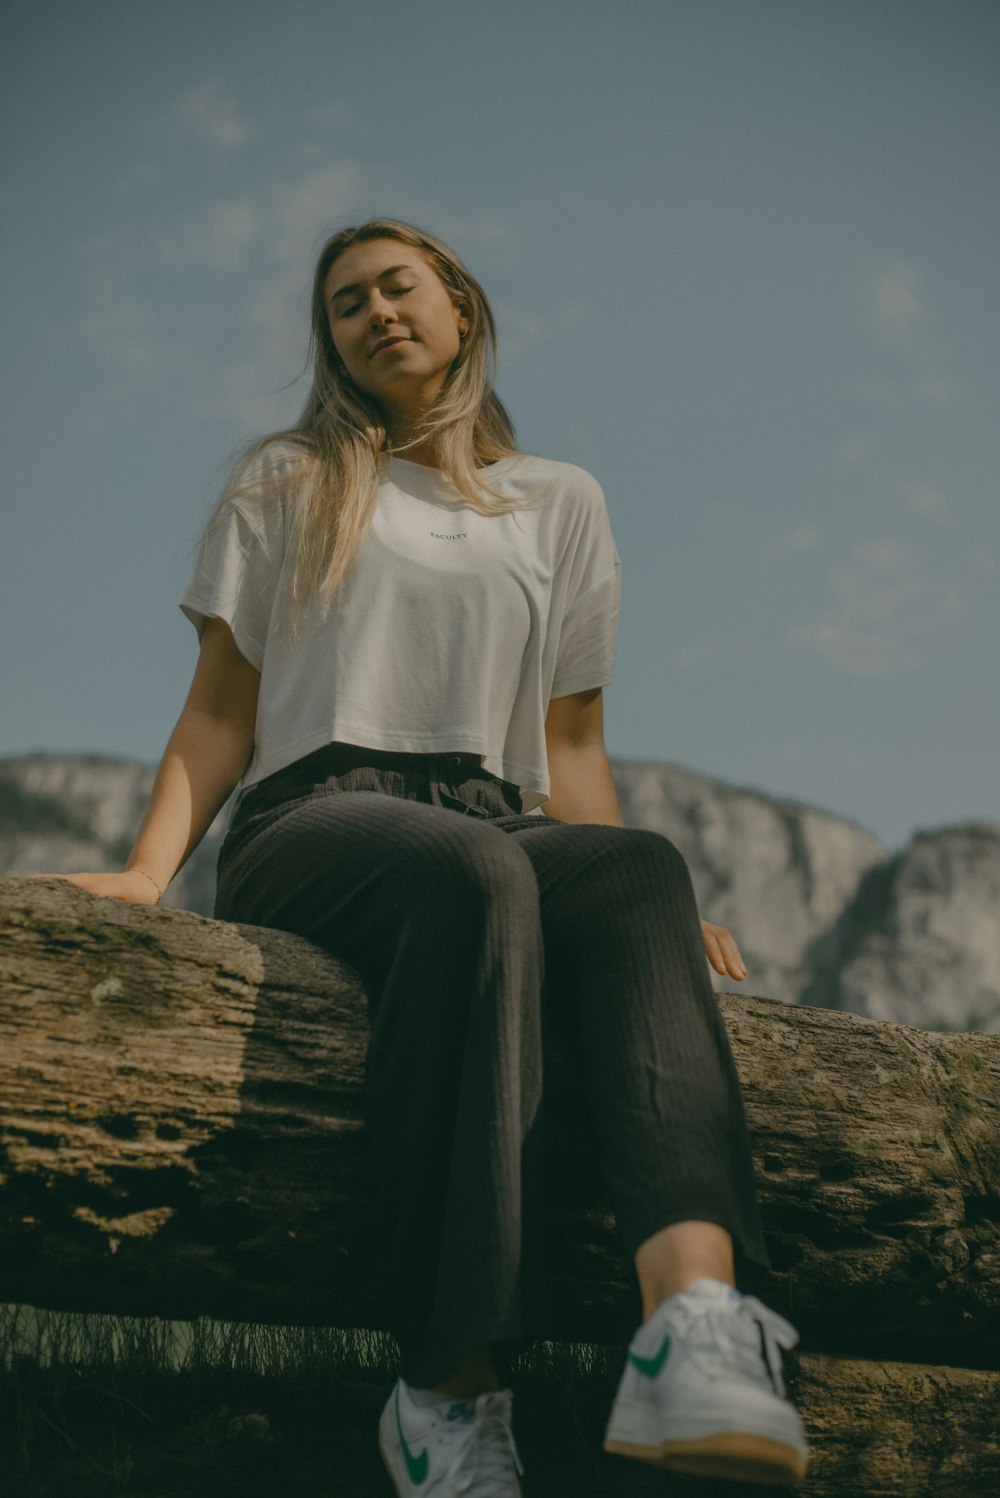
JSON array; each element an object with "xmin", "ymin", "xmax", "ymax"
[
  {"xmin": 220, "ymin": 438, "xmax": 311, "ymax": 535},
  {"xmin": 233, "ymin": 436, "xmax": 312, "ymax": 488},
  {"xmin": 502, "ymin": 454, "xmax": 608, "ymax": 515},
  {"xmin": 511, "ymin": 453, "xmax": 603, "ymax": 490}
]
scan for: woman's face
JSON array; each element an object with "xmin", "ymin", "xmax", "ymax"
[{"xmin": 322, "ymin": 238, "xmax": 469, "ymax": 420}]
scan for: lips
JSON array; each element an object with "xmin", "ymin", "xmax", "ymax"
[{"xmin": 371, "ymin": 336, "xmax": 410, "ymax": 356}]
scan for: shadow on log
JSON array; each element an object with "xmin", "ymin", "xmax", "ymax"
[{"xmin": 2, "ymin": 877, "xmax": 1000, "ymax": 1493}]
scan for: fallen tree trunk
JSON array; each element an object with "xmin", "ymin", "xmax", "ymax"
[
  {"xmin": 789, "ymin": 1356, "xmax": 1000, "ymax": 1498},
  {"xmin": 2, "ymin": 878, "xmax": 998, "ymax": 1370}
]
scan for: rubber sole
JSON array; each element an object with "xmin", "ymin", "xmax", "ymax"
[{"xmin": 604, "ymin": 1430, "xmax": 808, "ymax": 1486}]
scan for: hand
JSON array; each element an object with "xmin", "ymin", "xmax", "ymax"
[
  {"xmin": 24, "ymin": 871, "xmax": 162, "ymax": 906},
  {"xmin": 700, "ymin": 920, "xmax": 747, "ymax": 982}
]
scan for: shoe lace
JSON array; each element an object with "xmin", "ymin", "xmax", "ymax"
[
  {"xmin": 677, "ymin": 1293, "xmax": 799, "ymax": 1399},
  {"xmin": 736, "ymin": 1295, "xmax": 799, "ymax": 1398},
  {"xmin": 448, "ymin": 1390, "xmax": 524, "ymax": 1495}
]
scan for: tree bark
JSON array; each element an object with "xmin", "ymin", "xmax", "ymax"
[
  {"xmin": 789, "ymin": 1355, "xmax": 1000, "ymax": 1498},
  {"xmin": 2, "ymin": 878, "xmax": 998, "ymax": 1372}
]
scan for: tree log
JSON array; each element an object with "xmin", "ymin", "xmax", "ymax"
[
  {"xmin": 2, "ymin": 878, "xmax": 998, "ymax": 1370},
  {"xmin": 788, "ymin": 1356, "xmax": 1000, "ymax": 1498}
]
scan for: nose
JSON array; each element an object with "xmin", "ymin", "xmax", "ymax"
[{"xmin": 369, "ymin": 291, "xmax": 397, "ymax": 328}]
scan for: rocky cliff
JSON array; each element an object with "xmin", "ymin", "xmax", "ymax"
[
  {"xmin": 0, "ymin": 755, "xmax": 226, "ymax": 920},
  {"xmin": 612, "ymin": 759, "xmax": 888, "ymax": 1006},
  {"xmin": 800, "ymin": 823, "xmax": 1000, "ymax": 1033},
  {"xmin": 2, "ymin": 752, "xmax": 996, "ymax": 1032}
]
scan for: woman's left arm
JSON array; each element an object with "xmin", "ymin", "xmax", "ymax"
[
  {"xmin": 542, "ymin": 688, "xmax": 747, "ymax": 983},
  {"xmin": 541, "ymin": 687, "xmax": 624, "ymax": 826}
]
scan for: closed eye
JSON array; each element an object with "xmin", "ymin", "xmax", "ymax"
[{"xmin": 340, "ymin": 286, "xmax": 414, "ymax": 318}]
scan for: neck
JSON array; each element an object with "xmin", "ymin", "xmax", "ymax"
[
  {"xmin": 387, "ymin": 429, "xmax": 439, "ymax": 467},
  {"xmin": 381, "ymin": 380, "xmax": 448, "ymax": 468},
  {"xmin": 385, "ymin": 411, "xmax": 442, "ymax": 469}
]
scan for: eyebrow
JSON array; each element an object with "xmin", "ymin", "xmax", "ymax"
[{"xmin": 328, "ymin": 263, "xmax": 416, "ymax": 305}]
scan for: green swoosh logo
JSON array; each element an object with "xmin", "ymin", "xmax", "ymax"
[
  {"xmin": 395, "ymin": 1384, "xmax": 429, "ymax": 1485},
  {"xmin": 627, "ymin": 1333, "xmax": 671, "ymax": 1379}
]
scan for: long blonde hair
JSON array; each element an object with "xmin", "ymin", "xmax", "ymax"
[{"xmin": 204, "ymin": 217, "xmax": 545, "ymax": 638}]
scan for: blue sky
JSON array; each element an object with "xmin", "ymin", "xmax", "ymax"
[{"xmin": 2, "ymin": 0, "xmax": 997, "ymax": 851}]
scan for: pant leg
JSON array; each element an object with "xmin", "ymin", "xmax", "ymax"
[
  {"xmin": 214, "ymin": 746, "xmax": 770, "ymax": 1384},
  {"xmin": 499, "ymin": 818, "xmax": 771, "ymax": 1272},
  {"xmin": 214, "ymin": 773, "xmax": 548, "ymax": 1388}
]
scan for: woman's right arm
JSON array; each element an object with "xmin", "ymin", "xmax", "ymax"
[{"xmin": 31, "ymin": 617, "xmax": 260, "ymax": 905}]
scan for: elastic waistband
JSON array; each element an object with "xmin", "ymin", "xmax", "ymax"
[
  {"xmin": 226, "ymin": 740, "xmax": 522, "ymax": 840},
  {"xmin": 258, "ymin": 741, "xmax": 490, "ymax": 784}
]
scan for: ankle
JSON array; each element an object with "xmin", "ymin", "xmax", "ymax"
[
  {"xmin": 641, "ymin": 1273, "xmax": 736, "ymax": 1322},
  {"xmin": 636, "ymin": 1221, "xmax": 735, "ymax": 1319},
  {"xmin": 427, "ymin": 1378, "xmax": 499, "ymax": 1398},
  {"xmin": 425, "ymin": 1346, "xmax": 498, "ymax": 1398}
]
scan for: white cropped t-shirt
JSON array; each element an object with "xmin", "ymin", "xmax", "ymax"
[{"xmin": 179, "ymin": 447, "xmax": 622, "ymax": 821}]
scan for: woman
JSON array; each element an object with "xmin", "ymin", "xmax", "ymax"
[{"xmin": 47, "ymin": 218, "xmax": 809, "ymax": 1495}]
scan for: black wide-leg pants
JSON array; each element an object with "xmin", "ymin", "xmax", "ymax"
[{"xmin": 213, "ymin": 741, "xmax": 770, "ymax": 1387}]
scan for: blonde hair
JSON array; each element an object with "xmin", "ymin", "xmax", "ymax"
[{"xmin": 204, "ymin": 217, "xmax": 546, "ymax": 638}]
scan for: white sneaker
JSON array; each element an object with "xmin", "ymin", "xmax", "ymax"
[
  {"xmin": 604, "ymin": 1278, "xmax": 809, "ymax": 1486},
  {"xmin": 379, "ymin": 1379, "xmax": 525, "ymax": 1496}
]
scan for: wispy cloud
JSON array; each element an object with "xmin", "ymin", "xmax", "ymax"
[
  {"xmin": 850, "ymin": 256, "xmax": 960, "ymax": 410},
  {"xmin": 820, "ymin": 261, "xmax": 970, "ymax": 556},
  {"xmin": 77, "ymin": 158, "xmax": 363, "ymax": 416},
  {"xmin": 173, "ymin": 78, "xmax": 254, "ymax": 151},
  {"xmin": 305, "ymin": 100, "xmax": 367, "ymax": 136},
  {"xmin": 177, "ymin": 198, "xmax": 262, "ymax": 270},
  {"xmin": 787, "ymin": 536, "xmax": 964, "ymax": 675},
  {"xmin": 897, "ymin": 481, "xmax": 952, "ymax": 524},
  {"xmin": 77, "ymin": 300, "xmax": 177, "ymax": 386},
  {"xmin": 835, "ymin": 434, "xmax": 874, "ymax": 466},
  {"xmin": 760, "ymin": 524, "xmax": 824, "ymax": 560},
  {"xmin": 865, "ymin": 260, "xmax": 929, "ymax": 344},
  {"xmin": 113, "ymin": 163, "xmax": 161, "ymax": 195},
  {"xmin": 75, "ymin": 153, "xmax": 543, "ymax": 426}
]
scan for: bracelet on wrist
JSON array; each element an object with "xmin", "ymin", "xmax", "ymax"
[{"xmin": 129, "ymin": 867, "xmax": 163, "ymax": 900}]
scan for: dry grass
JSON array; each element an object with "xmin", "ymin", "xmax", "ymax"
[{"xmin": 1, "ymin": 1305, "xmax": 781, "ymax": 1495}]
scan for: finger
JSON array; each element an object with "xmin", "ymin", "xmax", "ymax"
[
  {"xmin": 702, "ymin": 929, "xmax": 727, "ymax": 976},
  {"xmin": 717, "ymin": 931, "xmax": 747, "ymax": 982},
  {"xmin": 702, "ymin": 922, "xmax": 747, "ymax": 982}
]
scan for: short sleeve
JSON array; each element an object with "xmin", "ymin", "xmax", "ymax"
[
  {"xmin": 179, "ymin": 504, "xmax": 282, "ymax": 672},
  {"xmin": 549, "ymin": 474, "xmax": 623, "ymax": 700}
]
